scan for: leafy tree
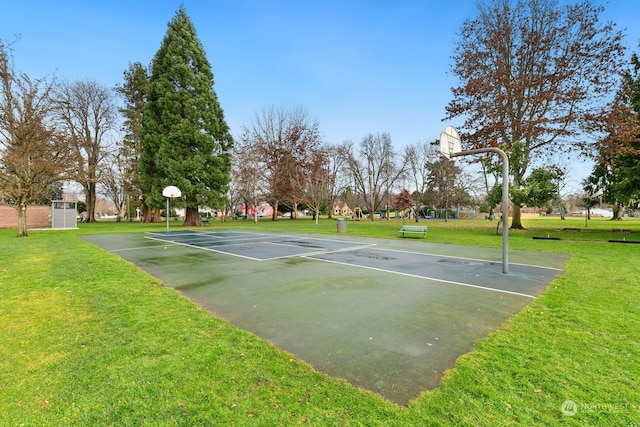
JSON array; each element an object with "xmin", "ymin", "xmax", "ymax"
[
  {"xmin": 488, "ymin": 164, "xmax": 558, "ymax": 215},
  {"xmin": 586, "ymin": 52, "xmax": 640, "ymax": 219},
  {"xmin": 0, "ymin": 39, "xmax": 71, "ymax": 236},
  {"xmin": 140, "ymin": 6, "xmax": 233, "ymax": 226},
  {"xmin": 580, "ymin": 176, "xmax": 602, "ymax": 220},
  {"xmin": 424, "ymin": 157, "xmax": 471, "ymax": 221},
  {"xmin": 586, "ymin": 159, "xmax": 634, "ymax": 223},
  {"xmin": 393, "ymin": 189, "xmax": 414, "ymax": 214},
  {"xmin": 114, "ymin": 62, "xmax": 150, "ymax": 220},
  {"xmin": 446, "ymin": 0, "xmax": 626, "ymax": 228},
  {"xmin": 518, "ymin": 168, "xmax": 558, "ymax": 209}
]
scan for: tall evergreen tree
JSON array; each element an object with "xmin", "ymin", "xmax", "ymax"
[
  {"xmin": 115, "ymin": 62, "xmax": 150, "ymax": 221},
  {"xmin": 140, "ymin": 6, "xmax": 233, "ymax": 226}
]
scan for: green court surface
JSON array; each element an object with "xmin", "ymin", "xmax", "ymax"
[{"xmin": 83, "ymin": 230, "xmax": 568, "ymax": 405}]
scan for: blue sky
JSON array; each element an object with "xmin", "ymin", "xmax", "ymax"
[{"xmin": 3, "ymin": 1, "xmax": 640, "ymax": 188}]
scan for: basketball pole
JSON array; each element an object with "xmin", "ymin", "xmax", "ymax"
[
  {"xmin": 452, "ymin": 147, "xmax": 509, "ymax": 274},
  {"xmin": 166, "ymin": 196, "xmax": 169, "ymax": 233},
  {"xmin": 162, "ymin": 186, "xmax": 182, "ymax": 234}
]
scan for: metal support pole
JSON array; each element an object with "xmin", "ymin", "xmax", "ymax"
[
  {"xmin": 166, "ymin": 197, "xmax": 169, "ymax": 233},
  {"xmin": 453, "ymin": 147, "xmax": 509, "ymax": 274}
]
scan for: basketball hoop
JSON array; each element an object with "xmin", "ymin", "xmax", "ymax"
[
  {"xmin": 439, "ymin": 126, "xmax": 462, "ymax": 160},
  {"xmin": 162, "ymin": 186, "xmax": 182, "ymax": 232},
  {"xmin": 162, "ymin": 186, "xmax": 181, "ymax": 199},
  {"xmin": 438, "ymin": 125, "xmax": 510, "ymax": 274}
]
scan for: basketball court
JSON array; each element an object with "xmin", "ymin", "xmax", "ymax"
[{"xmin": 83, "ymin": 230, "xmax": 568, "ymax": 405}]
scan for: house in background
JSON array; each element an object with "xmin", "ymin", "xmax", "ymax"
[
  {"xmin": 331, "ymin": 201, "xmax": 352, "ymax": 217},
  {"xmin": 237, "ymin": 201, "xmax": 274, "ymax": 217}
]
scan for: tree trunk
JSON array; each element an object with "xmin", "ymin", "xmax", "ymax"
[
  {"xmin": 85, "ymin": 182, "xmax": 98, "ymax": 223},
  {"xmin": 271, "ymin": 199, "xmax": 279, "ymax": 221},
  {"xmin": 444, "ymin": 195, "xmax": 449, "ymax": 222},
  {"xmin": 612, "ymin": 201, "xmax": 624, "ymax": 220},
  {"xmin": 511, "ymin": 205, "xmax": 524, "ymax": 229},
  {"xmin": 142, "ymin": 204, "xmax": 152, "ymax": 222},
  {"xmin": 253, "ymin": 196, "xmax": 258, "ymax": 224},
  {"xmin": 183, "ymin": 207, "xmax": 202, "ymax": 226},
  {"xmin": 119, "ymin": 201, "xmax": 127, "ymax": 219},
  {"xmin": 17, "ymin": 204, "xmax": 28, "ymax": 237}
]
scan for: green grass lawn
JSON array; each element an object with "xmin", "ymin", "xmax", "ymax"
[{"xmin": 1, "ymin": 216, "xmax": 638, "ymax": 425}]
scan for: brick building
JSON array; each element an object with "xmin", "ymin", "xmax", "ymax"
[{"xmin": 0, "ymin": 205, "xmax": 50, "ymax": 229}]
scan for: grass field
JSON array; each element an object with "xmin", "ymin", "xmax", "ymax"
[{"xmin": 1, "ymin": 215, "xmax": 638, "ymax": 426}]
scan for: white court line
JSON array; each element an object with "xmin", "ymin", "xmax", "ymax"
[
  {"xmin": 209, "ymin": 231, "xmax": 562, "ymax": 272},
  {"xmin": 302, "ymin": 255, "xmax": 536, "ymax": 299},
  {"xmin": 154, "ymin": 233, "xmax": 284, "ymax": 245},
  {"xmin": 144, "ymin": 231, "xmax": 377, "ymax": 260},
  {"xmin": 192, "ymin": 230, "xmax": 371, "ymax": 247},
  {"xmin": 258, "ymin": 244, "xmax": 376, "ymax": 261},
  {"xmin": 111, "ymin": 243, "xmax": 180, "ymax": 252},
  {"xmin": 139, "ymin": 232, "xmax": 543, "ymax": 298},
  {"xmin": 144, "ymin": 236, "xmax": 265, "ymax": 261},
  {"xmin": 144, "ymin": 232, "xmax": 227, "ymax": 242},
  {"xmin": 145, "ymin": 231, "xmax": 203, "ymax": 237},
  {"xmin": 371, "ymin": 246, "xmax": 564, "ymax": 271}
]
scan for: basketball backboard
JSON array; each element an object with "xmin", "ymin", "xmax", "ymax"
[
  {"xmin": 162, "ymin": 185, "xmax": 182, "ymax": 198},
  {"xmin": 439, "ymin": 126, "xmax": 462, "ymax": 160}
]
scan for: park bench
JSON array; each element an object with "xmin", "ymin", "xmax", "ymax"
[
  {"xmin": 399, "ymin": 225, "xmax": 427, "ymax": 238},
  {"xmin": 201, "ymin": 217, "xmax": 211, "ymax": 226}
]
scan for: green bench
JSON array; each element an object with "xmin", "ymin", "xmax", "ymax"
[{"xmin": 399, "ymin": 225, "xmax": 427, "ymax": 238}]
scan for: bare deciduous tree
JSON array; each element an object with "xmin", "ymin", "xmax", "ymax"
[
  {"xmin": 54, "ymin": 80, "xmax": 117, "ymax": 223},
  {"xmin": 240, "ymin": 106, "xmax": 322, "ymax": 220},
  {"xmin": 0, "ymin": 40, "xmax": 71, "ymax": 237},
  {"xmin": 340, "ymin": 133, "xmax": 406, "ymax": 221},
  {"xmin": 232, "ymin": 140, "xmax": 267, "ymax": 223},
  {"xmin": 404, "ymin": 141, "xmax": 438, "ymax": 222},
  {"xmin": 325, "ymin": 144, "xmax": 346, "ymax": 219},
  {"xmin": 100, "ymin": 151, "xmax": 128, "ymax": 218},
  {"xmin": 446, "ymin": 0, "xmax": 626, "ymax": 228},
  {"xmin": 298, "ymin": 145, "xmax": 331, "ymax": 224}
]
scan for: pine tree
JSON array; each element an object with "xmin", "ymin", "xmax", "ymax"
[
  {"xmin": 115, "ymin": 62, "xmax": 150, "ymax": 221},
  {"xmin": 140, "ymin": 6, "xmax": 233, "ymax": 226}
]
